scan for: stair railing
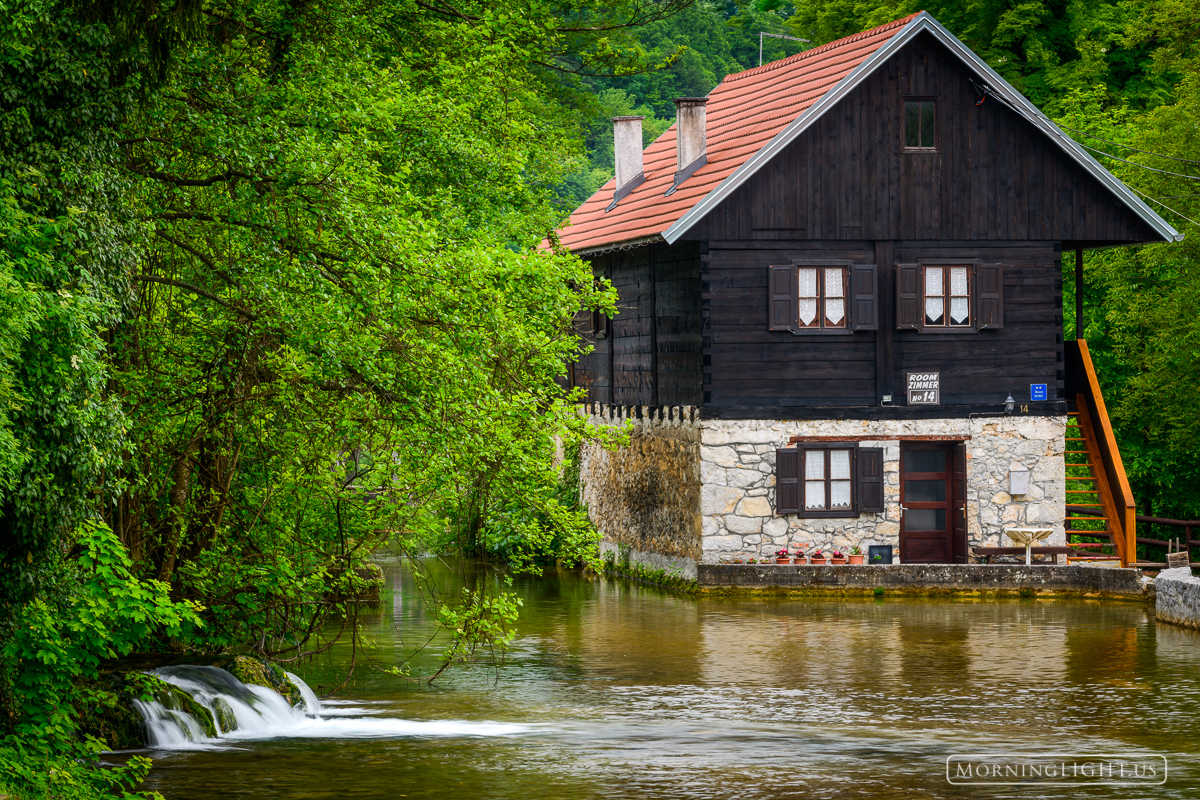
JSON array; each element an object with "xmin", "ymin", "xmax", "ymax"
[{"xmin": 1064, "ymin": 340, "xmax": 1137, "ymax": 567}]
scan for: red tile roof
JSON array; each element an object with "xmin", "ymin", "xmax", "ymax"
[{"xmin": 558, "ymin": 12, "xmax": 921, "ymax": 253}]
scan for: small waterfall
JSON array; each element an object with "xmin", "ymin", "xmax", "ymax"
[
  {"xmin": 131, "ymin": 664, "xmax": 528, "ymax": 749},
  {"xmin": 133, "ymin": 665, "xmax": 320, "ymax": 748}
]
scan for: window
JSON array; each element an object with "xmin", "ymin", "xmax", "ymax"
[
  {"xmin": 591, "ymin": 276, "xmax": 610, "ymax": 339},
  {"xmin": 904, "ymin": 100, "xmax": 936, "ymax": 149},
  {"xmin": 798, "ymin": 266, "xmax": 846, "ymax": 329},
  {"xmin": 805, "ymin": 447, "xmax": 854, "ymax": 511},
  {"xmin": 768, "ymin": 263, "xmax": 877, "ymax": 333},
  {"xmin": 897, "ymin": 262, "xmax": 1004, "ymax": 332},
  {"xmin": 775, "ymin": 444, "xmax": 884, "ymax": 518},
  {"xmin": 923, "ymin": 264, "xmax": 971, "ymax": 327}
]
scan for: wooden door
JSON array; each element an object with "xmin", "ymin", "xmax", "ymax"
[
  {"xmin": 952, "ymin": 442, "xmax": 968, "ymax": 563},
  {"xmin": 900, "ymin": 443, "xmax": 956, "ymax": 563}
]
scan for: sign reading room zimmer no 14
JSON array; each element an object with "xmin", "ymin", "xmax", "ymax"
[{"xmin": 907, "ymin": 372, "xmax": 940, "ymax": 405}]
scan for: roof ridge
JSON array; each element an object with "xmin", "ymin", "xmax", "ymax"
[{"xmin": 724, "ymin": 11, "xmax": 921, "ymax": 83}]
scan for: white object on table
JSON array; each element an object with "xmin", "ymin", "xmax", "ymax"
[{"xmin": 1005, "ymin": 527, "xmax": 1054, "ymax": 565}]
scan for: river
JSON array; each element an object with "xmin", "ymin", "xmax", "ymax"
[{"xmin": 136, "ymin": 557, "xmax": 1200, "ymax": 799}]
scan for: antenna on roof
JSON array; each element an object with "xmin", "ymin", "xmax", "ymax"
[{"xmin": 759, "ymin": 32, "xmax": 810, "ymax": 67}]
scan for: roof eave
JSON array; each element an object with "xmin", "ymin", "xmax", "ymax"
[{"xmin": 573, "ymin": 233, "xmax": 664, "ymax": 257}]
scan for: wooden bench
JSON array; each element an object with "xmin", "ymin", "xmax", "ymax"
[{"xmin": 971, "ymin": 546, "xmax": 1080, "ymax": 564}]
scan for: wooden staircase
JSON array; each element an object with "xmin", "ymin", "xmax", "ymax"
[{"xmin": 1064, "ymin": 340, "xmax": 1137, "ymax": 567}]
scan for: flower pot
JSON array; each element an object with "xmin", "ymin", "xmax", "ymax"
[
  {"xmin": 848, "ymin": 554, "xmax": 864, "ymax": 565},
  {"xmin": 831, "ymin": 557, "xmax": 848, "ymax": 565},
  {"xmin": 810, "ymin": 557, "xmax": 826, "ymax": 565},
  {"xmin": 775, "ymin": 558, "xmax": 790, "ymax": 564},
  {"xmin": 792, "ymin": 557, "xmax": 807, "ymax": 565}
]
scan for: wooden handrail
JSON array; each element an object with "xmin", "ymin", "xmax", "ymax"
[
  {"xmin": 1136, "ymin": 515, "xmax": 1200, "ymax": 527},
  {"xmin": 1065, "ymin": 340, "xmax": 1137, "ymax": 567}
]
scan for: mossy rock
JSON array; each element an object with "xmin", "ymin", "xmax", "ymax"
[
  {"xmin": 143, "ymin": 675, "xmax": 218, "ymax": 739},
  {"xmin": 75, "ymin": 674, "xmax": 147, "ymax": 750},
  {"xmin": 230, "ymin": 656, "xmax": 303, "ymax": 708},
  {"xmin": 210, "ymin": 696, "xmax": 238, "ymax": 733},
  {"xmin": 75, "ymin": 673, "xmax": 217, "ymax": 748}
]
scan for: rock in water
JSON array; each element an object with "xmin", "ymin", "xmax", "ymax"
[
  {"xmin": 230, "ymin": 656, "xmax": 304, "ymax": 708},
  {"xmin": 210, "ymin": 695, "xmax": 239, "ymax": 733},
  {"xmin": 76, "ymin": 673, "xmax": 217, "ymax": 748}
]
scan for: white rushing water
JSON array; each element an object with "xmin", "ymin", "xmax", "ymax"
[{"xmin": 133, "ymin": 665, "xmax": 527, "ymax": 749}]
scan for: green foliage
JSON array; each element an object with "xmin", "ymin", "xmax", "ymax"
[
  {"xmin": 424, "ymin": 583, "xmax": 524, "ymax": 682},
  {"xmin": 0, "ymin": 521, "xmax": 199, "ymax": 798},
  {"xmin": 0, "ymin": 0, "xmax": 133, "ymax": 608},
  {"xmin": 601, "ymin": 546, "xmax": 698, "ymax": 593}
]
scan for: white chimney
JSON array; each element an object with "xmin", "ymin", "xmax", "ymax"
[
  {"xmin": 665, "ymin": 97, "xmax": 707, "ymax": 197},
  {"xmin": 608, "ymin": 116, "xmax": 644, "ymax": 210},
  {"xmin": 674, "ymin": 97, "xmax": 707, "ymax": 172}
]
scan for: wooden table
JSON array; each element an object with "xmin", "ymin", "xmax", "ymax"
[{"xmin": 1005, "ymin": 527, "xmax": 1055, "ymax": 565}]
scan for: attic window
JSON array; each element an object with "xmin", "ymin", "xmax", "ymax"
[{"xmin": 904, "ymin": 99, "xmax": 936, "ymax": 150}]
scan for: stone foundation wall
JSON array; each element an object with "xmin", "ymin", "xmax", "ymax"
[
  {"xmin": 697, "ymin": 563, "xmax": 1145, "ymax": 596},
  {"xmin": 1156, "ymin": 567, "xmax": 1200, "ymax": 629},
  {"xmin": 700, "ymin": 416, "xmax": 1066, "ymax": 563},
  {"xmin": 579, "ymin": 405, "xmax": 703, "ymax": 573}
]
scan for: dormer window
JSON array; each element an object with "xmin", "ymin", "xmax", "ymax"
[{"xmin": 904, "ymin": 99, "xmax": 936, "ymax": 150}]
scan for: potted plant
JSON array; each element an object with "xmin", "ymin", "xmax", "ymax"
[
  {"xmin": 774, "ymin": 549, "xmax": 791, "ymax": 565},
  {"xmin": 848, "ymin": 545, "xmax": 864, "ymax": 565},
  {"xmin": 748, "ymin": 557, "xmax": 758, "ymax": 564},
  {"xmin": 809, "ymin": 549, "xmax": 826, "ymax": 565},
  {"xmin": 831, "ymin": 550, "xmax": 848, "ymax": 565},
  {"xmin": 791, "ymin": 543, "xmax": 808, "ymax": 565}
]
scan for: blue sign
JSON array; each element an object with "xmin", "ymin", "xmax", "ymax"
[{"xmin": 1030, "ymin": 383, "xmax": 1048, "ymax": 402}]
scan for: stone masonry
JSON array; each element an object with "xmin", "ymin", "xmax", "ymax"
[
  {"xmin": 579, "ymin": 407, "xmax": 1066, "ymax": 573},
  {"xmin": 700, "ymin": 417, "xmax": 1066, "ymax": 563},
  {"xmin": 579, "ymin": 404, "xmax": 703, "ymax": 579},
  {"xmin": 1156, "ymin": 567, "xmax": 1200, "ymax": 630}
]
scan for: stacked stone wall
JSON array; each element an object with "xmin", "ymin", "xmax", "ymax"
[
  {"xmin": 1156, "ymin": 567, "xmax": 1200, "ymax": 629},
  {"xmin": 578, "ymin": 407, "xmax": 1067, "ymax": 571},
  {"xmin": 699, "ymin": 417, "xmax": 1067, "ymax": 562},
  {"xmin": 579, "ymin": 404, "xmax": 703, "ymax": 577}
]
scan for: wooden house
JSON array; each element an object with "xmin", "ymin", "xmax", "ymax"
[{"xmin": 562, "ymin": 12, "xmax": 1181, "ymax": 575}]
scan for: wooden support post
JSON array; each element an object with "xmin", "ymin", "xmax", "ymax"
[
  {"xmin": 650, "ymin": 245, "xmax": 658, "ymax": 407},
  {"xmin": 1075, "ymin": 248, "xmax": 1084, "ymax": 340}
]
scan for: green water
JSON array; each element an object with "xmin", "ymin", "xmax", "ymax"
[{"xmin": 138, "ymin": 559, "xmax": 1200, "ymax": 799}]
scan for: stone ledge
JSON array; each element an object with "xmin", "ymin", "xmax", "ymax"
[
  {"xmin": 1155, "ymin": 567, "xmax": 1200, "ymax": 629},
  {"xmin": 697, "ymin": 563, "xmax": 1147, "ymax": 597}
]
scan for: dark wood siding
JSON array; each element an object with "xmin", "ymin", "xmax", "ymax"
[
  {"xmin": 702, "ymin": 240, "xmax": 1064, "ymax": 418},
  {"xmin": 703, "ymin": 242, "xmax": 878, "ymax": 411},
  {"xmin": 573, "ymin": 242, "xmax": 702, "ymax": 407},
  {"xmin": 683, "ymin": 31, "xmax": 1159, "ymax": 246}
]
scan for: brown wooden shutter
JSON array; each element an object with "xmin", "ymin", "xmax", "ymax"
[
  {"xmin": 896, "ymin": 263, "xmax": 922, "ymax": 330},
  {"xmin": 857, "ymin": 447, "xmax": 885, "ymax": 513},
  {"xmin": 849, "ymin": 264, "xmax": 877, "ymax": 331},
  {"xmin": 975, "ymin": 263, "xmax": 1004, "ymax": 329},
  {"xmin": 776, "ymin": 447, "xmax": 799, "ymax": 514},
  {"xmin": 768, "ymin": 265, "xmax": 797, "ymax": 331}
]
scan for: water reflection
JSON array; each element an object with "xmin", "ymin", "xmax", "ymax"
[{"xmin": 138, "ymin": 559, "xmax": 1199, "ymax": 799}]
